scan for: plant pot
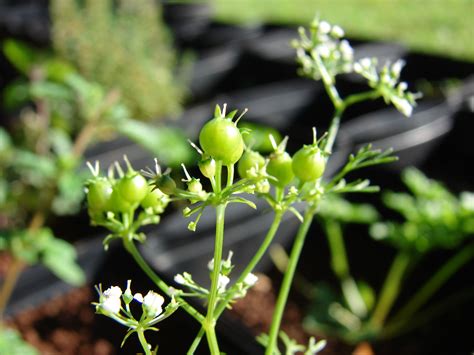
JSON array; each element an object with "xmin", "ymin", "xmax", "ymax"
[
  {"xmin": 336, "ymin": 99, "xmax": 454, "ymax": 170},
  {"xmin": 0, "ymin": 1, "xmax": 49, "ymax": 44},
  {"xmin": 162, "ymin": 2, "xmax": 212, "ymax": 47}
]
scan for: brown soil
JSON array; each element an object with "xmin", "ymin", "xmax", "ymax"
[
  {"xmin": 230, "ymin": 273, "xmax": 353, "ymax": 355},
  {"xmin": 6, "ymin": 286, "xmax": 115, "ymax": 355}
]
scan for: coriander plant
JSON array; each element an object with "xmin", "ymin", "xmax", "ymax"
[{"xmin": 87, "ymin": 18, "xmax": 419, "ymax": 354}]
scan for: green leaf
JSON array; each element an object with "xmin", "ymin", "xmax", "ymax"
[
  {"xmin": 372, "ymin": 169, "xmax": 474, "ymax": 253},
  {"xmin": 3, "ymin": 39, "xmax": 39, "ymax": 75},
  {"xmin": 49, "ymin": 128, "xmax": 74, "ymax": 156},
  {"xmin": 0, "ymin": 179, "xmax": 7, "ymax": 205},
  {"xmin": 52, "ymin": 171, "xmax": 86, "ymax": 215},
  {"xmin": 319, "ymin": 195, "xmax": 379, "ymax": 224},
  {"xmin": 0, "ymin": 127, "xmax": 11, "ymax": 151},
  {"xmin": 29, "ymin": 81, "xmax": 74, "ymax": 102},
  {"xmin": 402, "ymin": 167, "xmax": 452, "ymax": 200},
  {"xmin": 2, "ymin": 80, "xmax": 30, "ymax": 109},
  {"xmin": 42, "ymin": 238, "xmax": 85, "ymax": 286},
  {"xmin": 0, "ymin": 328, "xmax": 39, "ymax": 355},
  {"xmin": 44, "ymin": 58, "xmax": 76, "ymax": 82},
  {"xmin": 13, "ymin": 149, "xmax": 57, "ymax": 185},
  {"xmin": 117, "ymin": 118, "xmax": 195, "ymax": 166},
  {"xmin": 239, "ymin": 122, "xmax": 282, "ymax": 153}
]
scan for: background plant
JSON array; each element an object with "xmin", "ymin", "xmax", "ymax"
[
  {"xmin": 50, "ymin": 0, "xmax": 187, "ymax": 120},
  {"xmin": 0, "ymin": 33, "xmax": 191, "ymax": 352},
  {"xmin": 303, "ymin": 168, "xmax": 474, "ymax": 344}
]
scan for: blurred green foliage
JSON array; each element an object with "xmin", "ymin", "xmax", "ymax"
[
  {"xmin": 51, "ymin": 0, "xmax": 187, "ymax": 120},
  {"xmin": 214, "ymin": 0, "xmax": 474, "ymax": 61}
]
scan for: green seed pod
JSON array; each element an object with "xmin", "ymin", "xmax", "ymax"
[
  {"xmin": 267, "ymin": 152, "xmax": 294, "ymax": 187},
  {"xmin": 238, "ymin": 150, "xmax": 265, "ymax": 179},
  {"xmin": 199, "ymin": 117, "xmax": 244, "ymax": 165},
  {"xmin": 156, "ymin": 174, "xmax": 176, "ymax": 195},
  {"xmin": 199, "ymin": 158, "xmax": 216, "ymax": 179},
  {"xmin": 292, "ymin": 145, "xmax": 326, "ymax": 182}
]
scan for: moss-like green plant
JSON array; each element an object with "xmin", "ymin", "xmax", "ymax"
[{"xmin": 50, "ymin": 0, "xmax": 186, "ymax": 120}]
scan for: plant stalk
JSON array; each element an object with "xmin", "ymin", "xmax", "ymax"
[
  {"xmin": 136, "ymin": 327, "xmax": 152, "ymax": 355},
  {"xmin": 187, "ymin": 211, "xmax": 284, "ymax": 354},
  {"xmin": 390, "ymin": 243, "xmax": 474, "ymax": 324},
  {"xmin": 370, "ymin": 251, "xmax": 411, "ymax": 329},
  {"xmin": 324, "ymin": 220, "xmax": 367, "ymax": 316},
  {"xmin": 123, "ymin": 238, "xmax": 204, "ymax": 323},
  {"xmin": 0, "ymin": 210, "xmax": 45, "ymax": 318},
  {"xmin": 204, "ymin": 204, "xmax": 226, "ymax": 355}
]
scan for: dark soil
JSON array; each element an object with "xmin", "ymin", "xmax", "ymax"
[
  {"xmin": 7, "ymin": 286, "xmax": 115, "ymax": 355},
  {"xmin": 229, "ymin": 273, "xmax": 353, "ymax": 355}
]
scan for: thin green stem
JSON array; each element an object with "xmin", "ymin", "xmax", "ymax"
[
  {"xmin": 322, "ymin": 107, "xmax": 343, "ymax": 154},
  {"xmin": 0, "ymin": 210, "xmax": 45, "ymax": 318},
  {"xmin": 215, "ymin": 160, "xmax": 223, "ymax": 193},
  {"xmin": 228, "ymin": 211, "xmax": 283, "ymax": 297},
  {"xmin": 324, "ymin": 220, "xmax": 367, "ymax": 317},
  {"xmin": 265, "ymin": 208, "xmax": 315, "ymax": 355},
  {"xmin": 324, "ymin": 220, "xmax": 349, "ymax": 279},
  {"xmin": 313, "ymin": 53, "xmax": 343, "ymax": 108},
  {"xmin": 344, "ymin": 90, "xmax": 381, "ymax": 108},
  {"xmin": 226, "ymin": 164, "xmax": 234, "ymax": 188},
  {"xmin": 187, "ymin": 328, "xmax": 205, "ymax": 355},
  {"xmin": 123, "ymin": 238, "xmax": 204, "ymax": 323},
  {"xmin": 136, "ymin": 327, "xmax": 152, "ymax": 355},
  {"xmin": 187, "ymin": 212, "xmax": 284, "ymax": 354},
  {"xmin": 390, "ymin": 243, "xmax": 474, "ymax": 324},
  {"xmin": 204, "ymin": 204, "xmax": 226, "ymax": 355},
  {"xmin": 381, "ymin": 286, "xmax": 474, "ymax": 339},
  {"xmin": 370, "ymin": 251, "xmax": 411, "ymax": 329}
]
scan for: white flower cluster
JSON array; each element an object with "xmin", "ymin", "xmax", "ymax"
[
  {"xmin": 174, "ymin": 250, "xmax": 259, "ymax": 301},
  {"xmin": 95, "ymin": 280, "xmax": 178, "ymax": 329},
  {"xmin": 353, "ymin": 58, "xmax": 420, "ymax": 117},
  {"xmin": 294, "ymin": 19, "xmax": 354, "ymax": 82}
]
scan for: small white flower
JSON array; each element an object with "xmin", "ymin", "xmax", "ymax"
[
  {"xmin": 101, "ymin": 296, "xmax": 121, "ymax": 314},
  {"xmin": 243, "ymin": 273, "xmax": 259, "ymax": 287},
  {"xmin": 360, "ymin": 57, "xmax": 372, "ymax": 70},
  {"xmin": 317, "ymin": 44, "xmax": 331, "ymax": 58},
  {"xmin": 103, "ymin": 286, "xmax": 122, "ymax": 298},
  {"xmin": 174, "ymin": 274, "xmax": 186, "ymax": 285},
  {"xmin": 318, "ymin": 21, "xmax": 331, "ymax": 34},
  {"xmin": 398, "ymin": 82, "xmax": 408, "ymax": 92},
  {"xmin": 99, "ymin": 286, "xmax": 122, "ymax": 315},
  {"xmin": 134, "ymin": 293, "xmax": 144, "ymax": 303},
  {"xmin": 461, "ymin": 192, "xmax": 474, "ymax": 211},
  {"xmin": 353, "ymin": 62, "xmax": 362, "ymax": 73},
  {"xmin": 391, "ymin": 96, "xmax": 413, "ymax": 117},
  {"xmin": 217, "ymin": 275, "xmax": 230, "ymax": 293},
  {"xmin": 143, "ymin": 291, "xmax": 165, "ymax": 318},
  {"xmin": 207, "ymin": 258, "xmax": 215, "ymax": 271},
  {"xmin": 331, "ymin": 25, "xmax": 344, "ymax": 38},
  {"xmin": 391, "ymin": 59, "xmax": 405, "ymax": 77},
  {"xmin": 339, "ymin": 40, "xmax": 353, "ymax": 61}
]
